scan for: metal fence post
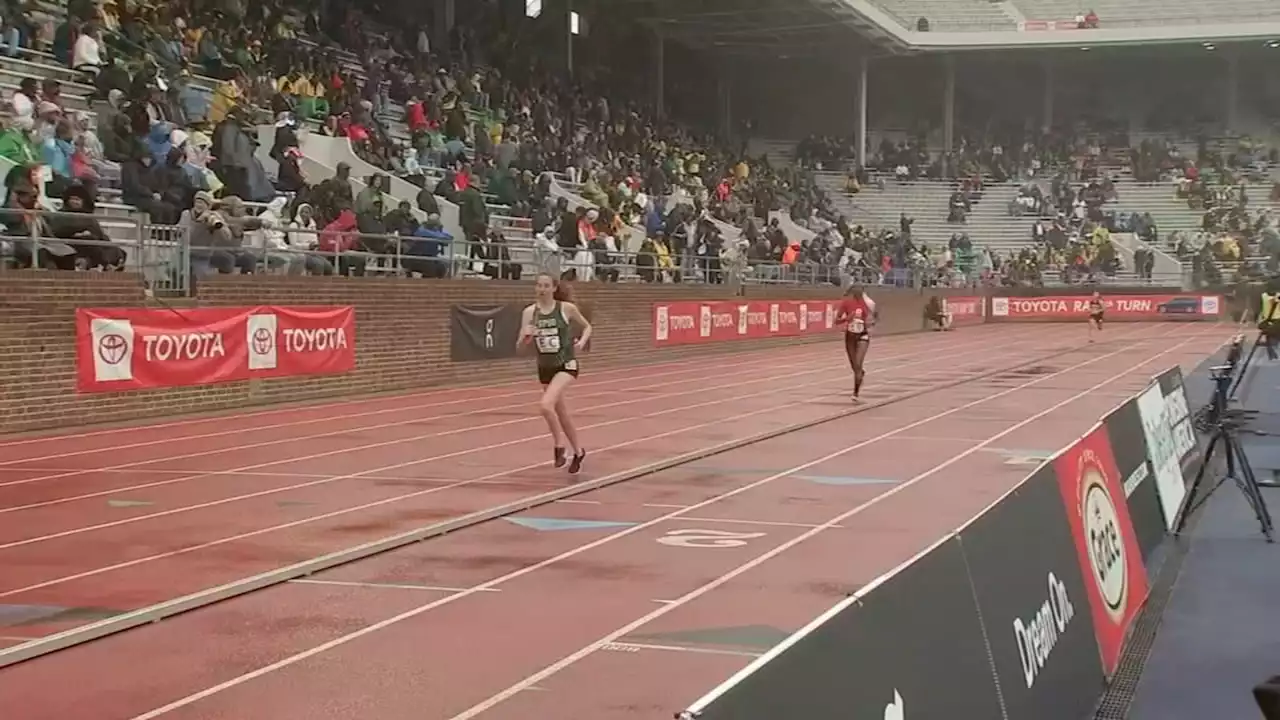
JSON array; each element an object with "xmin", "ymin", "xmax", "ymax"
[
  {"xmin": 177, "ymin": 223, "xmax": 191, "ymax": 295},
  {"xmin": 136, "ymin": 212, "xmax": 150, "ymax": 290},
  {"xmin": 29, "ymin": 212, "xmax": 39, "ymax": 270}
]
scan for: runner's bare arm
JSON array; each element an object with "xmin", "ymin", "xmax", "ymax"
[
  {"xmin": 517, "ymin": 305, "xmax": 535, "ymax": 349},
  {"xmin": 565, "ymin": 302, "xmax": 593, "ymax": 349}
]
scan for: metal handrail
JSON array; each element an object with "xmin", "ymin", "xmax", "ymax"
[{"xmin": 1, "ymin": 208, "xmax": 921, "ymax": 292}]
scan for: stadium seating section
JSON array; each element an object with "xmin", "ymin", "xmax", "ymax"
[{"xmin": 0, "ymin": 0, "xmax": 1276, "ymax": 290}]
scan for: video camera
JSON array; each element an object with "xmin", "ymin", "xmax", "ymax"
[
  {"xmin": 1197, "ymin": 338, "xmax": 1249, "ymax": 433},
  {"xmin": 1195, "ymin": 364, "xmax": 1237, "ymax": 432}
]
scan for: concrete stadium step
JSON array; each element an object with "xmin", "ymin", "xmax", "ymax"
[
  {"xmin": 0, "ymin": 65, "xmax": 95, "ymax": 96},
  {"xmin": 869, "ymin": 0, "xmax": 1018, "ymax": 29},
  {"xmin": 0, "ymin": 80, "xmax": 92, "ymax": 113},
  {"xmin": 815, "ymin": 172, "xmax": 1043, "ymax": 254},
  {"xmin": 1011, "ymin": 0, "xmax": 1280, "ymax": 26}
]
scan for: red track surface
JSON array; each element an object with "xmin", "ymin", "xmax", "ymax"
[{"xmin": 0, "ymin": 322, "xmax": 1231, "ymax": 719}]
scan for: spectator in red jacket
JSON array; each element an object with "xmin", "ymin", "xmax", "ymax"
[
  {"xmin": 406, "ymin": 97, "xmax": 428, "ymax": 133},
  {"xmin": 318, "ymin": 208, "xmax": 365, "ymax": 276}
]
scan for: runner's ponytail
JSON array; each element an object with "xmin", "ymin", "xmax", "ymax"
[{"xmin": 555, "ymin": 270, "xmax": 576, "ymax": 303}]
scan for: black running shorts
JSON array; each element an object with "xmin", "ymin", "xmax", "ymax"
[{"xmin": 538, "ymin": 360, "xmax": 580, "ymax": 386}]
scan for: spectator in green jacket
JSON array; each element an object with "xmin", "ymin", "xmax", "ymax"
[{"xmin": 0, "ymin": 104, "xmax": 36, "ymax": 165}]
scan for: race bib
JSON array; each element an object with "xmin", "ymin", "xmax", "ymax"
[
  {"xmin": 849, "ymin": 318, "xmax": 866, "ymax": 334},
  {"xmin": 535, "ymin": 334, "xmax": 561, "ymax": 353},
  {"xmin": 564, "ymin": 359, "xmax": 579, "ymax": 371}
]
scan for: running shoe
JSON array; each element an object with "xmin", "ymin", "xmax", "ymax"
[
  {"xmin": 568, "ymin": 450, "xmax": 587, "ymax": 475},
  {"xmin": 554, "ymin": 446, "xmax": 567, "ymax": 468}
]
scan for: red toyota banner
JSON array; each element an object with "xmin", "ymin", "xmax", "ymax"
[
  {"xmin": 992, "ymin": 294, "xmax": 1221, "ymax": 320},
  {"xmin": 1053, "ymin": 424, "xmax": 1150, "ymax": 677},
  {"xmin": 945, "ymin": 296, "xmax": 985, "ymax": 326},
  {"xmin": 652, "ymin": 300, "xmax": 838, "ymax": 347},
  {"xmin": 76, "ymin": 306, "xmax": 356, "ymax": 393}
]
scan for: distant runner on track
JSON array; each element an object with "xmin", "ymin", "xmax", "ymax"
[
  {"xmin": 924, "ymin": 295, "xmax": 953, "ymax": 331},
  {"xmin": 835, "ymin": 285, "xmax": 877, "ymax": 402},
  {"xmin": 519, "ymin": 273, "xmax": 593, "ymax": 475},
  {"xmin": 1088, "ymin": 291, "xmax": 1105, "ymax": 342}
]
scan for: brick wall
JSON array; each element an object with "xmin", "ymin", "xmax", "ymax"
[{"xmin": 0, "ymin": 273, "xmax": 949, "ymax": 434}]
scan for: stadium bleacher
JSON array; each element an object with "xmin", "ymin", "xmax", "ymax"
[
  {"xmin": 1, "ymin": 0, "xmax": 1276, "ymax": 290},
  {"xmin": 867, "ymin": 0, "xmax": 1019, "ymax": 31},
  {"xmin": 1010, "ymin": 0, "xmax": 1280, "ymax": 26}
]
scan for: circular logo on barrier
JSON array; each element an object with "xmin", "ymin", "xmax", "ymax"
[
  {"xmin": 97, "ymin": 333, "xmax": 128, "ymax": 365},
  {"xmin": 1080, "ymin": 453, "xmax": 1128, "ymax": 623},
  {"xmin": 252, "ymin": 327, "xmax": 274, "ymax": 356}
]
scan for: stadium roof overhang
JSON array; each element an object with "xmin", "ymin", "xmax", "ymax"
[
  {"xmin": 631, "ymin": 0, "xmax": 1280, "ymax": 58},
  {"xmin": 631, "ymin": 0, "xmax": 887, "ymax": 61},
  {"xmin": 826, "ymin": 0, "xmax": 1280, "ymax": 53}
]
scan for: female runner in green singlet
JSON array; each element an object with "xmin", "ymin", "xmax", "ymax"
[{"xmin": 519, "ymin": 273, "xmax": 594, "ymax": 475}]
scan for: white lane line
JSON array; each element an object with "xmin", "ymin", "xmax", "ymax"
[
  {"xmin": 1, "ymin": 330, "xmax": 983, "ymax": 484},
  {"xmin": 288, "ymin": 579, "xmax": 499, "ymax": 594},
  {"xmin": 0, "ymin": 335, "xmax": 1044, "ymax": 551},
  {"xmin": 0, "ymin": 335, "xmax": 1052, "ymax": 598},
  {"xmin": 0, "ymin": 333, "xmax": 1017, "ymax": 512},
  {"xmin": 674, "ymin": 517, "xmax": 832, "ymax": 529},
  {"xmin": 1, "ymin": 325, "xmax": 1024, "ymax": 454},
  {"xmin": 603, "ymin": 642, "xmax": 762, "ymax": 658},
  {"xmin": 0, "ymin": 332, "xmax": 898, "ymax": 460}
]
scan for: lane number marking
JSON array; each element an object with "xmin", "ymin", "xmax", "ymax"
[{"xmin": 657, "ymin": 528, "xmax": 766, "ymax": 548}]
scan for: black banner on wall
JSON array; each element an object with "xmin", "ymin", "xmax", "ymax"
[
  {"xmin": 449, "ymin": 304, "xmax": 525, "ymax": 362},
  {"xmin": 1105, "ymin": 399, "xmax": 1166, "ymax": 562},
  {"xmin": 692, "ymin": 538, "xmax": 1003, "ymax": 720},
  {"xmin": 958, "ymin": 466, "xmax": 1106, "ymax": 720}
]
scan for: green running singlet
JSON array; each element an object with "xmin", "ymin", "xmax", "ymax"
[{"xmin": 533, "ymin": 301, "xmax": 577, "ymax": 373}]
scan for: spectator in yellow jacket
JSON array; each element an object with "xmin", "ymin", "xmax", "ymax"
[{"xmin": 208, "ymin": 76, "xmax": 244, "ymax": 125}]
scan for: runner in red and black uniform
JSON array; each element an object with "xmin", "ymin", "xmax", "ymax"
[
  {"xmin": 835, "ymin": 285, "xmax": 877, "ymax": 402},
  {"xmin": 1088, "ymin": 291, "xmax": 1105, "ymax": 342}
]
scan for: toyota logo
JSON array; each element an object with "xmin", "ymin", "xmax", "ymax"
[
  {"xmin": 252, "ymin": 327, "xmax": 274, "ymax": 355},
  {"xmin": 97, "ymin": 333, "xmax": 128, "ymax": 365}
]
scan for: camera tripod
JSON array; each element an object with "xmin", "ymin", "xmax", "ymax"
[{"xmin": 1175, "ymin": 371, "xmax": 1275, "ymax": 542}]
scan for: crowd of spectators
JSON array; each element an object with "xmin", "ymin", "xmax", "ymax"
[
  {"xmin": 0, "ymin": 0, "xmax": 1114, "ymax": 287},
  {"xmin": 2, "ymin": 0, "xmax": 1276, "ymax": 291},
  {"xmin": 0, "ymin": 0, "xmax": 889, "ymax": 284}
]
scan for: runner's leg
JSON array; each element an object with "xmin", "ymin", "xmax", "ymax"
[
  {"xmin": 539, "ymin": 376, "xmax": 568, "ymax": 453},
  {"xmin": 546, "ymin": 372, "xmax": 587, "ymax": 473},
  {"xmin": 554, "ymin": 394, "xmax": 581, "ymax": 454},
  {"xmin": 844, "ymin": 332, "xmax": 860, "ymax": 397},
  {"xmin": 844, "ymin": 331, "xmax": 858, "ymax": 370},
  {"xmin": 852, "ymin": 338, "xmax": 870, "ymax": 398}
]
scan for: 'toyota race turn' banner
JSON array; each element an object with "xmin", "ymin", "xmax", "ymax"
[
  {"xmin": 76, "ymin": 306, "xmax": 356, "ymax": 393},
  {"xmin": 992, "ymin": 294, "xmax": 1221, "ymax": 320},
  {"xmin": 652, "ymin": 300, "xmax": 839, "ymax": 347}
]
